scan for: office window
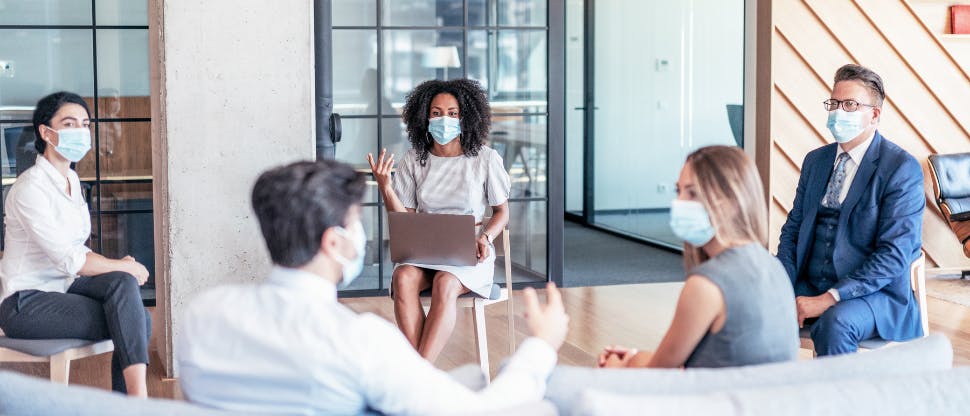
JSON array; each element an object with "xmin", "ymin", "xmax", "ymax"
[
  {"xmin": 328, "ymin": 0, "xmax": 549, "ymax": 293},
  {"xmin": 0, "ymin": 1, "xmax": 154, "ymax": 303}
]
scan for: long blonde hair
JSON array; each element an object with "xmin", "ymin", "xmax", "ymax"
[{"xmin": 682, "ymin": 146, "xmax": 767, "ymax": 269}]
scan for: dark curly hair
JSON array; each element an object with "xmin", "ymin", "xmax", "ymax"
[{"xmin": 400, "ymin": 78, "xmax": 492, "ymax": 166}]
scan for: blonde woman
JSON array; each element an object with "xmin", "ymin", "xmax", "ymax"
[{"xmin": 599, "ymin": 146, "xmax": 798, "ymax": 368}]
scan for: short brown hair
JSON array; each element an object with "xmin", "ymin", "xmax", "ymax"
[
  {"xmin": 682, "ymin": 146, "xmax": 767, "ymax": 270},
  {"xmin": 834, "ymin": 64, "xmax": 885, "ymax": 106},
  {"xmin": 251, "ymin": 160, "xmax": 366, "ymax": 267}
]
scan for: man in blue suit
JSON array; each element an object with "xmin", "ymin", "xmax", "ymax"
[{"xmin": 777, "ymin": 64, "xmax": 924, "ymax": 356}]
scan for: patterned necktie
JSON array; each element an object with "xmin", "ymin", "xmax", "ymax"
[{"xmin": 822, "ymin": 152, "xmax": 850, "ymax": 209}]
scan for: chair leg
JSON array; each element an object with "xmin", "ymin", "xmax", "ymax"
[
  {"xmin": 507, "ymin": 296, "xmax": 515, "ymax": 354},
  {"xmin": 799, "ymin": 338, "xmax": 817, "ymax": 359},
  {"xmin": 50, "ymin": 353, "xmax": 70, "ymax": 384},
  {"xmin": 472, "ymin": 301, "xmax": 490, "ymax": 384}
]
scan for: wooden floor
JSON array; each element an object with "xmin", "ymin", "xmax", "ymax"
[{"xmin": 2, "ymin": 281, "xmax": 970, "ymax": 400}]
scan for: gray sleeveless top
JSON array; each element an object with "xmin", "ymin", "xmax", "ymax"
[{"xmin": 684, "ymin": 243, "xmax": 799, "ymax": 368}]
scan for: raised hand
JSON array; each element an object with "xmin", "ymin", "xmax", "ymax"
[
  {"xmin": 366, "ymin": 148, "xmax": 395, "ymax": 191},
  {"xmin": 522, "ymin": 282, "xmax": 570, "ymax": 350}
]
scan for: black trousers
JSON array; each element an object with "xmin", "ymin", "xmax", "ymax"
[{"xmin": 0, "ymin": 272, "xmax": 151, "ymax": 393}]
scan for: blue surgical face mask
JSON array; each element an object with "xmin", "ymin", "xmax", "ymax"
[
  {"xmin": 428, "ymin": 116, "xmax": 461, "ymax": 145},
  {"xmin": 669, "ymin": 199, "xmax": 716, "ymax": 247},
  {"xmin": 826, "ymin": 109, "xmax": 870, "ymax": 144},
  {"xmin": 47, "ymin": 126, "xmax": 92, "ymax": 162},
  {"xmin": 332, "ymin": 220, "xmax": 366, "ymax": 288}
]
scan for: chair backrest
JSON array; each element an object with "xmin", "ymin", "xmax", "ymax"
[
  {"xmin": 911, "ymin": 251, "xmax": 928, "ymax": 337},
  {"xmin": 928, "ymin": 153, "xmax": 970, "ymax": 221},
  {"xmin": 725, "ymin": 104, "xmax": 744, "ymax": 147},
  {"xmin": 482, "ymin": 217, "xmax": 512, "ymax": 289}
]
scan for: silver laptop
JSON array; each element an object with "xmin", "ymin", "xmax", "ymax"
[{"xmin": 388, "ymin": 212, "xmax": 478, "ymax": 267}]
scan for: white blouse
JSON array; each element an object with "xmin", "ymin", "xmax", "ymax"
[
  {"xmin": 393, "ymin": 146, "xmax": 511, "ymax": 223},
  {"xmin": 0, "ymin": 156, "xmax": 91, "ymax": 301}
]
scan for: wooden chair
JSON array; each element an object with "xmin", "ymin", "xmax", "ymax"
[
  {"xmin": 800, "ymin": 252, "xmax": 927, "ymax": 355},
  {"xmin": 0, "ymin": 265, "xmax": 114, "ymax": 385},
  {"xmin": 0, "ymin": 336, "xmax": 113, "ymax": 384}
]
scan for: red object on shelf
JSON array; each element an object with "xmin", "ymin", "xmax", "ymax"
[{"xmin": 954, "ymin": 5, "xmax": 970, "ymax": 34}]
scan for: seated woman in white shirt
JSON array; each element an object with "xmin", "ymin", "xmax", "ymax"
[
  {"xmin": 0, "ymin": 92, "xmax": 152, "ymax": 396},
  {"xmin": 367, "ymin": 78, "xmax": 511, "ymax": 362},
  {"xmin": 178, "ymin": 159, "xmax": 569, "ymax": 414}
]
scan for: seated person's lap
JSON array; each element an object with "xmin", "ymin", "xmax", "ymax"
[{"xmin": 807, "ymin": 297, "xmax": 878, "ymax": 355}]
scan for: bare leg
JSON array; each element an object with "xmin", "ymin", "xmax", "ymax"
[
  {"xmin": 392, "ymin": 266, "xmax": 433, "ymax": 350},
  {"xmin": 418, "ymin": 272, "xmax": 470, "ymax": 362},
  {"xmin": 122, "ymin": 364, "xmax": 148, "ymax": 397}
]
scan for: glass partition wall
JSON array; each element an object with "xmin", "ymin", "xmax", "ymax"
[
  {"xmin": 327, "ymin": 0, "xmax": 552, "ymax": 295},
  {"xmin": 566, "ymin": 0, "xmax": 745, "ymax": 249},
  {"xmin": 0, "ymin": 1, "xmax": 155, "ymax": 304}
]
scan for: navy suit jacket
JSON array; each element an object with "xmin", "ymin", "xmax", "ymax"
[{"xmin": 776, "ymin": 131, "xmax": 924, "ymax": 341}]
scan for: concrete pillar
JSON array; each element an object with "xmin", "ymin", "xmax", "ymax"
[{"xmin": 149, "ymin": 0, "xmax": 316, "ymax": 376}]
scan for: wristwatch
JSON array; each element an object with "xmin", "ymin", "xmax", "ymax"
[{"xmin": 482, "ymin": 231, "xmax": 494, "ymax": 244}]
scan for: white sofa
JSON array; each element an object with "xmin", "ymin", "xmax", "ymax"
[{"xmin": 546, "ymin": 334, "xmax": 967, "ymax": 415}]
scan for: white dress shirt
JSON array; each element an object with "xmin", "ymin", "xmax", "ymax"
[
  {"xmin": 833, "ymin": 134, "xmax": 874, "ymax": 204},
  {"xmin": 0, "ymin": 156, "xmax": 91, "ymax": 301},
  {"xmin": 826, "ymin": 134, "xmax": 874, "ymax": 303},
  {"xmin": 178, "ymin": 267, "xmax": 557, "ymax": 415}
]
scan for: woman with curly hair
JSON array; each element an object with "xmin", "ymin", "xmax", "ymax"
[{"xmin": 367, "ymin": 78, "xmax": 511, "ymax": 362}]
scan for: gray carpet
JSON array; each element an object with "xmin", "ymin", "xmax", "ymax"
[{"xmin": 563, "ymin": 222, "xmax": 685, "ymax": 287}]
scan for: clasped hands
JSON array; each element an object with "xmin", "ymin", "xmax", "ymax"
[{"xmin": 796, "ymin": 292, "xmax": 837, "ymax": 328}]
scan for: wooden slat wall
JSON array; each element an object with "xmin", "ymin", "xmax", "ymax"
[{"xmin": 766, "ymin": 0, "xmax": 970, "ymax": 268}]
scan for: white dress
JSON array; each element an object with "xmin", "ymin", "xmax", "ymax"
[{"xmin": 392, "ymin": 146, "xmax": 511, "ymax": 298}]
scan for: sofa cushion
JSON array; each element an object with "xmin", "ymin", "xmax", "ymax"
[
  {"xmin": 466, "ymin": 401, "xmax": 558, "ymax": 416},
  {"xmin": 574, "ymin": 367, "xmax": 970, "ymax": 416},
  {"xmin": 0, "ymin": 370, "xmax": 240, "ymax": 416},
  {"xmin": 545, "ymin": 334, "xmax": 952, "ymax": 414}
]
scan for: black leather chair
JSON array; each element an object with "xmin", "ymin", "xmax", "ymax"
[{"xmin": 927, "ymin": 153, "xmax": 970, "ymax": 278}]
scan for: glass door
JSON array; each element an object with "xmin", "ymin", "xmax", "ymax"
[
  {"xmin": 585, "ymin": 0, "xmax": 745, "ymax": 248},
  {"xmin": 564, "ymin": 0, "xmax": 584, "ymax": 218},
  {"xmin": 322, "ymin": 0, "xmax": 553, "ymax": 295}
]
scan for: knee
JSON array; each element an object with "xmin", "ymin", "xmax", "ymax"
[
  {"xmin": 392, "ymin": 267, "xmax": 422, "ymax": 300},
  {"xmin": 103, "ymin": 272, "xmax": 140, "ymax": 293},
  {"xmin": 432, "ymin": 274, "xmax": 463, "ymax": 299},
  {"xmin": 811, "ymin": 308, "xmax": 855, "ymax": 342}
]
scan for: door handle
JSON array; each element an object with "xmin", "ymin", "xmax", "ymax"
[
  {"xmin": 330, "ymin": 113, "xmax": 342, "ymax": 143},
  {"xmin": 573, "ymin": 106, "xmax": 599, "ymax": 110}
]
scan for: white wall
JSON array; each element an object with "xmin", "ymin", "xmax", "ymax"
[
  {"xmin": 592, "ymin": 0, "xmax": 743, "ymax": 211},
  {"xmin": 151, "ymin": 0, "xmax": 316, "ymax": 376}
]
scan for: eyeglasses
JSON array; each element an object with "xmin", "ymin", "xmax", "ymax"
[{"xmin": 823, "ymin": 99, "xmax": 876, "ymax": 112}]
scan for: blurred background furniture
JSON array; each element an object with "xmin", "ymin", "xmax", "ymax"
[
  {"xmin": 725, "ymin": 104, "xmax": 744, "ymax": 148},
  {"xmin": 928, "ymin": 153, "xmax": 970, "ymax": 279}
]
